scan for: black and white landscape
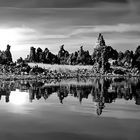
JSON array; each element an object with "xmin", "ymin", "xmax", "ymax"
[{"xmin": 0, "ymin": 0, "xmax": 140, "ymax": 140}]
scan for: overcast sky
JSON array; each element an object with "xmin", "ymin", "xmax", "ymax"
[{"xmin": 0, "ymin": 0, "xmax": 140, "ymax": 60}]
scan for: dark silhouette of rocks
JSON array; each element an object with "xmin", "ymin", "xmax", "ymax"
[
  {"xmin": 5, "ymin": 45, "xmax": 12, "ymax": 63},
  {"xmin": 27, "ymin": 46, "xmax": 58, "ymax": 64},
  {"xmin": 43, "ymin": 48, "xmax": 58, "ymax": 64},
  {"xmin": 68, "ymin": 52, "xmax": 78, "ymax": 65},
  {"xmin": 133, "ymin": 46, "xmax": 140, "ymax": 70},
  {"xmin": 43, "ymin": 48, "xmax": 51, "ymax": 63},
  {"xmin": 57, "ymin": 45, "xmax": 69, "ymax": 64},
  {"xmin": 91, "ymin": 34, "xmax": 118, "ymax": 73},
  {"xmin": 96, "ymin": 33, "xmax": 106, "ymax": 47},
  {"xmin": 17, "ymin": 57, "xmax": 24, "ymax": 64},
  {"xmin": 76, "ymin": 46, "xmax": 92, "ymax": 65},
  {"xmin": 26, "ymin": 44, "xmax": 92, "ymax": 65},
  {"xmin": 21, "ymin": 33, "xmax": 140, "ymax": 75},
  {"xmin": 0, "ymin": 45, "xmax": 13, "ymax": 65},
  {"xmin": 116, "ymin": 50, "xmax": 133, "ymax": 68},
  {"xmin": 36, "ymin": 47, "xmax": 43, "ymax": 62},
  {"xmin": 29, "ymin": 47, "xmax": 36, "ymax": 62},
  {"xmin": 67, "ymin": 46, "xmax": 92, "ymax": 65}
]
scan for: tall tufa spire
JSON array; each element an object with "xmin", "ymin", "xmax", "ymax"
[{"xmin": 95, "ymin": 33, "xmax": 106, "ymax": 47}]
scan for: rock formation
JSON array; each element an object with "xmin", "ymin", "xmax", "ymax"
[
  {"xmin": 22, "ymin": 33, "xmax": 140, "ymax": 76},
  {"xmin": 76, "ymin": 46, "xmax": 92, "ymax": 65},
  {"xmin": 67, "ymin": 52, "xmax": 78, "ymax": 65},
  {"xmin": 43, "ymin": 48, "xmax": 58, "ymax": 64},
  {"xmin": 36, "ymin": 47, "xmax": 43, "ymax": 62},
  {"xmin": 43, "ymin": 48, "xmax": 50, "ymax": 63},
  {"xmin": 58, "ymin": 45, "xmax": 69, "ymax": 64},
  {"xmin": 0, "ymin": 45, "xmax": 13, "ymax": 65},
  {"xmin": 67, "ymin": 46, "xmax": 92, "ymax": 65},
  {"xmin": 29, "ymin": 47, "xmax": 36, "ymax": 62},
  {"xmin": 95, "ymin": 33, "xmax": 106, "ymax": 47},
  {"xmin": 92, "ymin": 34, "xmax": 118, "ymax": 73},
  {"xmin": 5, "ymin": 45, "xmax": 12, "ymax": 63},
  {"xmin": 133, "ymin": 46, "xmax": 140, "ymax": 69}
]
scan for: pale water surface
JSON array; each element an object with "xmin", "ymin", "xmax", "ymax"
[{"xmin": 0, "ymin": 78, "xmax": 140, "ymax": 140}]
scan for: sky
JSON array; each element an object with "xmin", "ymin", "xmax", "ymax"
[{"xmin": 0, "ymin": 0, "xmax": 140, "ymax": 61}]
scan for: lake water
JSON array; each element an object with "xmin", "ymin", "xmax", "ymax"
[{"xmin": 0, "ymin": 77, "xmax": 140, "ymax": 140}]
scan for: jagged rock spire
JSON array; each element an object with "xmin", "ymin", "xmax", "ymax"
[
  {"xmin": 29, "ymin": 47, "xmax": 36, "ymax": 62},
  {"xmin": 96, "ymin": 33, "xmax": 106, "ymax": 47},
  {"xmin": 5, "ymin": 44, "xmax": 13, "ymax": 63}
]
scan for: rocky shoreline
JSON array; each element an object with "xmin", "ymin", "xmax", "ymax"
[
  {"xmin": 0, "ymin": 63, "xmax": 139, "ymax": 81},
  {"xmin": 0, "ymin": 73, "xmax": 139, "ymax": 81}
]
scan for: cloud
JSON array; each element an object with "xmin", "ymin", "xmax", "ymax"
[
  {"xmin": 44, "ymin": 35, "xmax": 69, "ymax": 39},
  {"xmin": 0, "ymin": 1, "xmax": 139, "ymax": 61},
  {"xmin": 1, "ymin": 23, "xmax": 139, "ymax": 46},
  {"xmin": 0, "ymin": 4, "xmax": 138, "ymax": 29},
  {"xmin": 0, "ymin": 26, "xmax": 37, "ymax": 49},
  {"xmin": 69, "ymin": 24, "xmax": 140, "ymax": 37},
  {"xmin": 0, "ymin": 0, "xmax": 128, "ymax": 8}
]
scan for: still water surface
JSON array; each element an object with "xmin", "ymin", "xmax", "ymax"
[{"xmin": 0, "ymin": 78, "xmax": 140, "ymax": 140}]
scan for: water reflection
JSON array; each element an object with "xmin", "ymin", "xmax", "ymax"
[
  {"xmin": 0, "ymin": 78, "xmax": 140, "ymax": 115},
  {"xmin": 10, "ymin": 90, "xmax": 28, "ymax": 105}
]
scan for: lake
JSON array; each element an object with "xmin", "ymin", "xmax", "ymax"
[{"xmin": 0, "ymin": 77, "xmax": 140, "ymax": 140}]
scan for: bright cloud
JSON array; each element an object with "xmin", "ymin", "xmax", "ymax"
[{"xmin": 0, "ymin": 27, "xmax": 38, "ymax": 49}]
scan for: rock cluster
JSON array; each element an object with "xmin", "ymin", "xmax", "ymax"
[
  {"xmin": 26, "ymin": 44, "xmax": 92, "ymax": 65},
  {"xmin": 67, "ymin": 46, "xmax": 92, "ymax": 65},
  {"xmin": 26, "ymin": 47, "xmax": 58, "ymax": 64},
  {"xmin": 1, "ymin": 33, "xmax": 140, "ymax": 77},
  {"xmin": 24, "ymin": 33, "xmax": 140, "ymax": 74}
]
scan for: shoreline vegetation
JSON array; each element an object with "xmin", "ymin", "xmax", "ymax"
[
  {"xmin": 0, "ymin": 33, "xmax": 140, "ymax": 80},
  {"xmin": 0, "ymin": 63, "xmax": 139, "ymax": 81}
]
